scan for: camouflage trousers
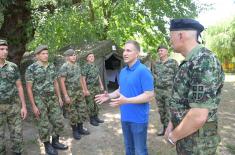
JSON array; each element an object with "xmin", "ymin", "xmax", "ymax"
[
  {"xmin": 85, "ymin": 84, "xmax": 101, "ymax": 117},
  {"xmin": 155, "ymin": 88, "xmax": 171, "ymax": 128},
  {"xmin": 176, "ymin": 121, "xmax": 220, "ymax": 155},
  {"xmin": 64, "ymin": 91, "xmax": 89, "ymax": 126},
  {"xmin": 34, "ymin": 95, "xmax": 65, "ymax": 142},
  {"xmin": 0, "ymin": 102, "xmax": 23, "ymax": 154}
]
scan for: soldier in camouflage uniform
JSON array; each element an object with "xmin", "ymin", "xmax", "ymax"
[
  {"xmin": 152, "ymin": 45, "xmax": 178, "ymax": 136},
  {"xmin": 59, "ymin": 49, "xmax": 90, "ymax": 140},
  {"xmin": 0, "ymin": 39, "xmax": 27, "ymax": 155},
  {"xmin": 81, "ymin": 52, "xmax": 104, "ymax": 126},
  {"xmin": 25, "ymin": 45, "xmax": 68, "ymax": 155},
  {"xmin": 164, "ymin": 19, "xmax": 224, "ymax": 155}
]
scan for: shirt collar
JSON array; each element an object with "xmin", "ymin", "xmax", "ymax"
[
  {"xmin": 185, "ymin": 44, "xmax": 202, "ymax": 61},
  {"xmin": 127, "ymin": 59, "xmax": 140, "ymax": 71},
  {"xmin": 36, "ymin": 61, "xmax": 49, "ymax": 68},
  {"xmin": 0, "ymin": 60, "xmax": 8, "ymax": 68}
]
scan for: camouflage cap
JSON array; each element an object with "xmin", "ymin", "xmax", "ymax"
[
  {"xmin": 0, "ymin": 39, "xmax": 8, "ymax": 46},
  {"xmin": 85, "ymin": 51, "xmax": 94, "ymax": 58},
  {"xmin": 34, "ymin": 45, "xmax": 48, "ymax": 55},
  {"xmin": 64, "ymin": 49, "xmax": 75, "ymax": 56},
  {"xmin": 157, "ymin": 45, "xmax": 168, "ymax": 51}
]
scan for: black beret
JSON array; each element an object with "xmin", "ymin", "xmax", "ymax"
[
  {"xmin": 170, "ymin": 18, "xmax": 204, "ymax": 33},
  {"xmin": 34, "ymin": 45, "xmax": 48, "ymax": 54},
  {"xmin": 0, "ymin": 39, "xmax": 8, "ymax": 46},
  {"xmin": 157, "ymin": 45, "xmax": 168, "ymax": 51},
  {"xmin": 64, "ymin": 49, "xmax": 75, "ymax": 56}
]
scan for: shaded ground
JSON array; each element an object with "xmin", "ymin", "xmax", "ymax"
[{"xmin": 5, "ymin": 74, "xmax": 235, "ymax": 155}]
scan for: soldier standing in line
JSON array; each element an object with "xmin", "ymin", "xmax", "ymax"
[
  {"xmin": 0, "ymin": 39, "xmax": 27, "ymax": 155},
  {"xmin": 81, "ymin": 52, "xmax": 104, "ymax": 126},
  {"xmin": 164, "ymin": 18, "xmax": 224, "ymax": 154},
  {"xmin": 152, "ymin": 45, "xmax": 178, "ymax": 136},
  {"xmin": 25, "ymin": 45, "xmax": 68, "ymax": 155},
  {"xmin": 59, "ymin": 49, "xmax": 90, "ymax": 140}
]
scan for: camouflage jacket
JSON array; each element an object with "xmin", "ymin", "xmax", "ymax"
[
  {"xmin": 152, "ymin": 58, "xmax": 178, "ymax": 89},
  {"xmin": 58, "ymin": 62, "xmax": 82, "ymax": 94},
  {"xmin": 169, "ymin": 45, "xmax": 225, "ymax": 126},
  {"xmin": 81, "ymin": 63, "xmax": 99, "ymax": 85},
  {"xmin": 0, "ymin": 61, "xmax": 20, "ymax": 101},
  {"xmin": 25, "ymin": 61, "xmax": 57, "ymax": 95}
]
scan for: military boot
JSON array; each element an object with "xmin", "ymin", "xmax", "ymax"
[
  {"xmin": 90, "ymin": 116, "xmax": 99, "ymax": 126},
  {"xmin": 71, "ymin": 125, "xmax": 81, "ymax": 140},
  {"xmin": 77, "ymin": 123, "xmax": 90, "ymax": 135},
  {"xmin": 157, "ymin": 126, "xmax": 166, "ymax": 136},
  {"xmin": 52, "ymin": 135, "xmax": 68, "ymax": 150},
  {"xmin": 44, "ymin": 141, "xmax": 58, "ymax": 155},
  {"xmin": 95, "ymin": 115, "xmax": 104, "ymax": 123}
]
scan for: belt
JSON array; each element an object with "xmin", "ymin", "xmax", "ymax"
[
  {"xmin": 40, "ymin": 91, "xmax": 55, "ymax": 96},
  {"xmin": 155, "ymin": 85, "xmax": 171, "ymax": 89}
]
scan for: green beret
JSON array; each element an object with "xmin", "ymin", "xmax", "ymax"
[
  {"xmin": 157, "ymin": 45, "xmax": 168, "ymax": 51},
  {"xmin": 64, "ymin": 49, "xmax": 75, "ymax": 56},
  {"xmin": 34, "ymin": 45, "xmax": 48, "ymax": 54},
  {"xmin": 170, "ymin": 18, "xmax": 204, "ymax": 33},
  {"xmin": 0, "ymin": 39, "xmax": 8, "ymax": 46}
]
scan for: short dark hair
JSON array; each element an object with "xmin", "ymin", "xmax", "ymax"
[{"xmin": 125, "ymin": 40, "xmax": 140, "ymax": 52}]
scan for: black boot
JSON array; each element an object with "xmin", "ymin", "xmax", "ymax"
[
  {"xmin": 71, "ymin": 125, "xmax": 81, "ymax": 140},
  {"xmin": 90, "ymin": 116, "xmax": 99, "ymax": 126},
  {"xmin": 52, "ymin": 135, "xmax": 68, "ymax": 150},
  {"xmin": 14, "ymin": 153, "xmax": 21, "ymax": 155},
  {"xmin": 77, "ymin": 123, "xmax": 90, "ymax": 135},
  {"xmin": 157, "ymin": 126, "xmax": 166, "ymax": 136},
  {"xmin": 95, "ymin": 115, "xmax": 104, "ymax": 123},
  {"xmin": 44, "ymin": 141, "xmax": 58, "ymax": 155}
]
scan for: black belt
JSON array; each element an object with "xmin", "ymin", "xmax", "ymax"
[
  {"xmin": 40, "ymin": 91, "xmax": 55, "ymax": 96},
  {"xmin": 155, "ymin": 85, "xmax": 171, "ymax": 89}
]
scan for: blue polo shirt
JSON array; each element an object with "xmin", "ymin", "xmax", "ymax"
[{"xmin": 119, "ymin": 59, "xmax": 154, "ymax": 123}]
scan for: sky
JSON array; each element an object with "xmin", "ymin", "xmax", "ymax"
[{"xmin": 197, "ymin": 0, "xmax": 235, "ymax": 27}]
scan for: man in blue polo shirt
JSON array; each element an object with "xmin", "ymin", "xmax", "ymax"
[{"xmin": 95, "ymin": 40, "xmax": 154, "ymax": 155}]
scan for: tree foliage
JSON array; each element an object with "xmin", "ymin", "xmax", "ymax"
[
  {"xmin": 205, "ymin": 17, "xmax": 235, "ymax": 63},
  {"xmin": 0, "ymin": 0, "xmax": 203, "ymax": 63}
]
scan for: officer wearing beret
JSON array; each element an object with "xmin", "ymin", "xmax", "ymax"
[
  {"xmin": 59, "ymin": 49, "xmax": 90, "ymax": 140},
  {"xmin": 0, "ymin": 39, "xmax": 27, "ymax": 155},
  {"xmin": 164, "ymin": 18, "xmax": 224, "ymax": 154},
  {"xmin": 81, "ymin": 52, "xmax": 104, "ymax": 126},
  {"xmin": 152, "ymin": 45, "xmax": 178, "ymax": 136},
  {"xmin": 25, "ymin": 45, "xmax": 68, "ymax": 155}
]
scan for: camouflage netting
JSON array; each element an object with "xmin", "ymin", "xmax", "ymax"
[{"xmin": 20, "ymin": 40, "xmax": 121, "ymax": 73}]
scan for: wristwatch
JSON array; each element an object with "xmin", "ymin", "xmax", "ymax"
[{"xmin": 167, "ymin": 132, "xmax": 176, "ymax": 145}]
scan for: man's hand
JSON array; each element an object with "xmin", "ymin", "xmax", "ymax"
[
  {"xmin": 21, "ymin": 106, "xmax": 27, "ymax": 120},
  {"xmin": 32, "ymin": 105, "xmax": 40, "ymax": 119},
  {"xmin": 58, "ymin": 97, "xmax": 64, "ymax": 107},
  {"xmin": 95, "ymin": 92, "xmax": 110, "ymax": 104},
  {"xmin": 64, "ymin": 95, "xmax": 71, "ymax": 104},
  {"xmin": 100, "ymin": 85, "xmax": 104, "ymax": 92},
  {"xmin": 109, "ymin": 94, "xmax": 127, "ymax": 107},
  {"xmin": 164, "ymin": 121, "xmax": 174, "ymax": 138},
  {"xmin": 84, "ymin": 90, "xmax": 90, "ymax": 96}
]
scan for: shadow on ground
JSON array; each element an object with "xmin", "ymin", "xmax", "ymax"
[{"xmin": 4, "ymin": 75, "xmax": 235, "ymax": 155}]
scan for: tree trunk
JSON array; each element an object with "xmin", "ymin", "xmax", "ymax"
[{"xmin": 0, "ymin": 0, "xmax": 32, "ymax": 65}]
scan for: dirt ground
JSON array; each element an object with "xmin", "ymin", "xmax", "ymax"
[{"xmin": 5, "ymin": 74, "xmax": 235, "ymax": 155}]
